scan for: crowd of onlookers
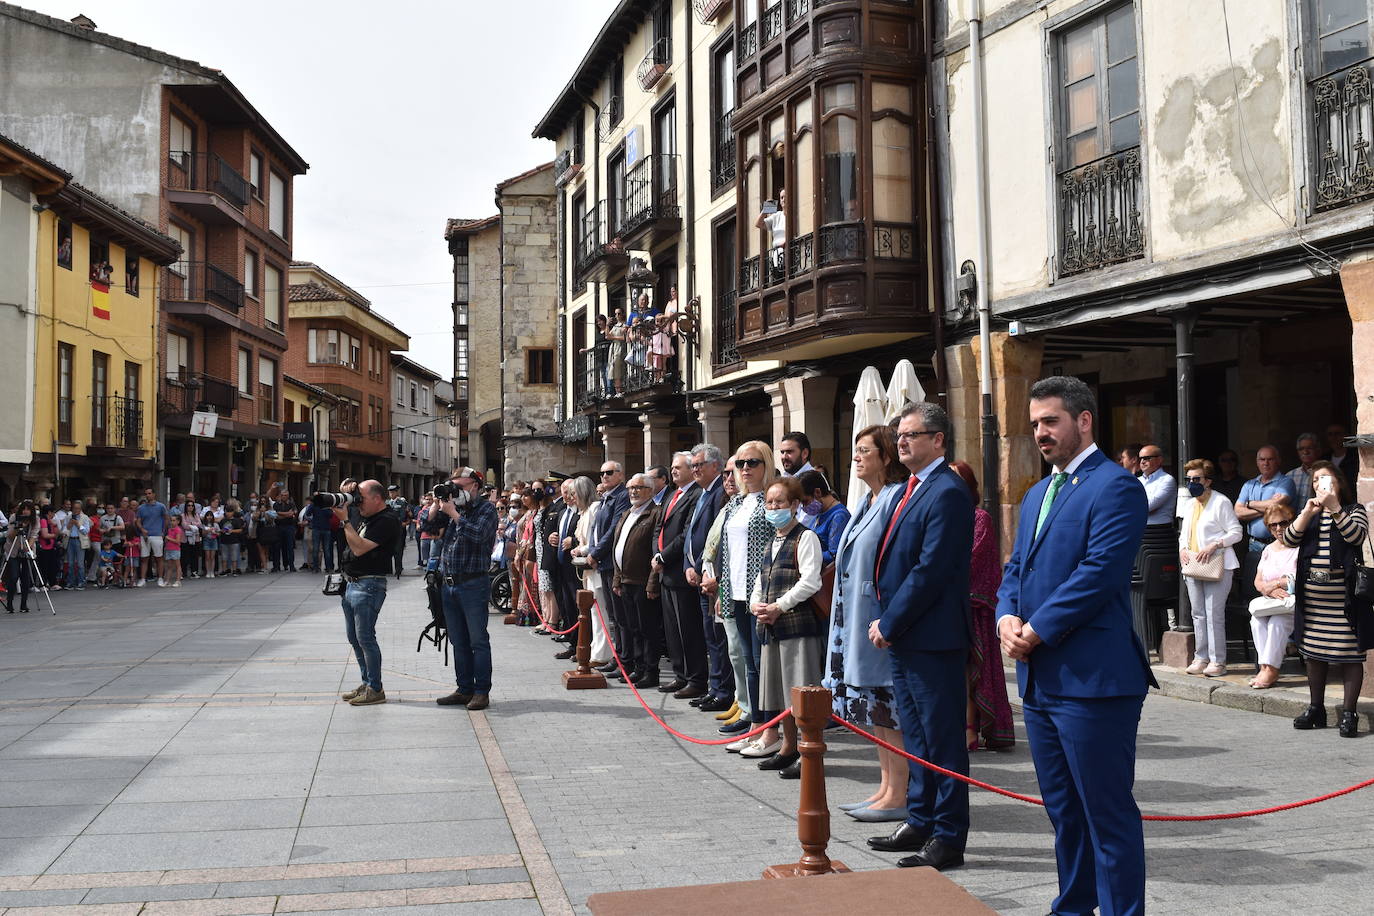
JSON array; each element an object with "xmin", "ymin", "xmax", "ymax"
[
  {"xmin": 1119, "ymin": 423, "xmax": 1369, "ymax": 736},
  {"xmin": 0, "ymin": 481, "xmax": 441, "ymax": 611}
]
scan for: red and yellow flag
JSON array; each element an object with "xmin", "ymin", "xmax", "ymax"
[{"xmin": 91, "ymin": 280, "xmax": 110, "ymax": 320}]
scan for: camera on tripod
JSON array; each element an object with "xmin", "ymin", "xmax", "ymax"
[{"xmin": 310, "ymin": 491, "xmax": 357, "ymax": 509}]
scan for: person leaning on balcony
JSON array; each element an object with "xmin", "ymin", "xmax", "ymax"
[
  {"xmin": 580, "ymin": 314, "xmax": 612, "ymax": 397},
  {"xmin": 1177, "ymin": 459, "xmax": 1243, "ymax": 678},
  {"xmin": 1285, "ymin": 461, "xmax": 1371, "ymax": 738},
  {"xmin": 1249, "ymin": 504, "xmax": 1298, "ymax": 690},
  {"xmin": 607, "ymin": 308, "xmax": 627, "ymax": 394}
]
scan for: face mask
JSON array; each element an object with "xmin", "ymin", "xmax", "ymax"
[
  {"xmin": 508, "ymin": 508, "xmax": 520, "ymax": 519},
  {"xmin": 450, "ymin": 487, "xmax": 472, "ymax": 507},
  {"xmin": 765, "ymin": 508, "xmax": 794, "ymax": 529},
  {"xmin": 1186, "ymin": 482, "xmax": 1205, "ymax": 499},
  {"xmin": 801, "ymin": 499, "xmax": 823, "ymax": 517}
]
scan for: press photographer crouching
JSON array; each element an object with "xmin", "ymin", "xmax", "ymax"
[
  {"xmin": 325, "ymin": 479, "xmax": 402, "ymax": 707},
  {"xmin": 430, "ymin": 467, "xmax": 499, "ymax": 711}
]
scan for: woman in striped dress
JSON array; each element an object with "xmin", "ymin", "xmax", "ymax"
[{"xmin": 1284, "ymin": 461, "xmax": 1372, "ymax": 738}]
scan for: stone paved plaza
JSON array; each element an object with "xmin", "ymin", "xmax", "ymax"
[{"xmin": 0, "ymin": 561, "xmax": 1371, "ymax": 915}]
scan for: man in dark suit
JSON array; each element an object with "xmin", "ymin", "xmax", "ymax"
[
  {"xmin": 866, "ymin": 403, "xmax": 974, "ymax": 872},
  {"xmin": 652, "ymin": 451, "xmax": 704, "ymax": 698},
  {"xmin": 588, "ymin": 461, "xmax": 629, "ymax": 675},
  {"xmin": 684, "ymin": 443, "xmax": 732, "ymax": 711},
  {"xmin": 998, "ymin": 375, "xmax": 1152, "ymax": 916},
  {"xmin": 550, "ymin": 479, "xmax": 582, "ymax": 659}
]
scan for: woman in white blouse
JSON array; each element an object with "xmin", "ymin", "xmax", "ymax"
[{"xmin": 1179, "ymin": 458, "xmax": 1243, "ymax": 676}]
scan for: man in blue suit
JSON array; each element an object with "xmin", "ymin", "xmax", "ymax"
[
  {"xmin": 865, "ymin": 403, "xmax": 974, "ymax": 871},
  {"xmin": 997, "ymin": 375, "xmax": 1154, "ymax": 916}
]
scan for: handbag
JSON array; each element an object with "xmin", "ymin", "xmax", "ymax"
[
  {"xmin": 1181, "ymin": 551, "xmax": 1223, "ymax": 582},
  {"xmin": 322, "ymin": 573, "xmax": 346, "ymax": 596},
  {"xmin": 1248, "ymin": 594, "xmax": 1295, "ymax": 618},
  {"xmin": 1354, "ymin": 533, "xmax": 1374, "ymax": 603},
  {"xmin": 811, "ymin": 563, "xmax": 835, "ymax": 619}
]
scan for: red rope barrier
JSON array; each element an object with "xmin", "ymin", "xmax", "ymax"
[
  {"xmin": 592, "ymin": 598, "xmax": 792, "ymax": 745},
  {"xmin": 832, "ymin": 715, "xmax": 1374, "ymax": 821},
  {"xmin": 522, "ymin": 590, "xmax": 579, "ymax": 636}
]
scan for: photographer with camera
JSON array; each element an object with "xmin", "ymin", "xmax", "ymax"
[
  {"xmin": 4, "ymin": 501, "xmax": 39, "ymax": 612},
  {"xmin": 431, "ymin": 467, "xmax": 499, "ymax": 711},
  {"xmin": 330, "ymin": 480, "xmax": 402, "ymax": 707}
]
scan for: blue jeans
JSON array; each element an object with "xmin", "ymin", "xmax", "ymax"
[
  {"xmin": 732, "ymin": 602, "xmax": 764, "ymax": 722},
  {"xmin": 341, "ymin": 578, "xmax": 387, "ymax": 689},
  {"xmin": 65, "ymin": 539, "xmax": 85, "ymax": 588},
  {"xmin": 418, "ymin": 538, "xmax": 432, "ymax": 568},
  {"xmin": 311, "ymin": 530, "xmax": 335, "ymax": 571},
  {"xmin": 442, "ymin": 577, "xmax": 493, "ymax": 695}
]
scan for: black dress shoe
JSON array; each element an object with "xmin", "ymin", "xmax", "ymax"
[
  {"xmin": 658, "ymin": 679, "xmax": 687, "ymax": 694},
  {"xmin": 1294, "ymin": 704, "xmax": 1328, "ymax": 729},
  {"xmin": 596, "ymin": 663, "xmax": 619, "ymax": 674},
  {"xmin": 897, "ymin": 837, "xmax": 965, "ymax": 871},
  {"xmin": 758, "ymin": 750, "xmax": 799, "ymax": 771},
  {"xmin": 554, "ymin": 648, "xmax": 576, "ymax": 660},
  {"xmin": 778, "ymin": 758, "xmax": 801, "ymax": 779},
  {"xmin": 699, "ymin": 695, "xmax": 732, "ymax": 712},
  {"xmin": 688, "ymin": 695, "xmax": 709, "ymax": 707},
  {"xmin": 868, "ymin": 822, "xmax": 929, "ymax": 852},
  {"xmin": 1339, "ymin": 710, "xmax": 1359, "ymax": 738},
  {"xmin": 632, "ymin": 674, "xmax": 660, "ymax": 689},
  {"xmin": 606, "ymin": 670, "xmax": 626, "ymax": 681}
]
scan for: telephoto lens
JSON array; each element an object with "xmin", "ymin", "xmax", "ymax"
[{"xmin": 311, "ymin": 491, "xmax": 355, "ymax": 509}]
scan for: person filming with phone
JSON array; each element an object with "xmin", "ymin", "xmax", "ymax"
[
  {"xmin": 431, "ymin": 467, "xmax": 499, "ymax": 712},
  {"xmin": 334, "ymin": 480, "xmax": 402, "ymax": 708}
]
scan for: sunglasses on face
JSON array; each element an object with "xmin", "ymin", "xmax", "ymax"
[
  {"xmin": 734, "ymin": 458, "xmax": 764, "ymax": 469},
  {"xmin": 1186, "ymin": 476, "xmax": 1207, "ymax": 483},
  {"xmin": 600, "ymin": 470, "xmax": 617, "ymax": 477},
  {"xmin": 1267, "ymin": 522, "xmax": 1289, "ymax": 531}
]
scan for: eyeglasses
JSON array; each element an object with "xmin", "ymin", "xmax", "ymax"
[
  {"xmin": 627, "ymin": 485, "xmax": 649, "ymax": 491},
  {"xmin": 1185, "ymin": 476, "xmax": 1207, "ymax": 483},
  {"xmin": 1139, "ymin": 454, "xmax": 1163, "ymax": 461},
  {"xmin": 600, "ymin": 470, "xmax": 617, "ymax": 477},
  {"xmin": 896, "ymin": 430, "xmax": 937, "ymax": 443},
  {"xmin": 689, "ymin": 462, "xmax": 705, "ymax": 469},
  {"xmin": 734, "ymin": 458, "xmax": 764, "ymax": 469},
  {"xmin": 853, "ymin": 446, "xmax": 876, "ymax": 456}
]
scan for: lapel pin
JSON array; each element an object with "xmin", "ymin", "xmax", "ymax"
[{"xmin": 1072, "ymin": 477, "xmax": 1079, "ymax": 485}]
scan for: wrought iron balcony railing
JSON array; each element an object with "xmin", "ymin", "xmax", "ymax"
[
  {"xmin": 1312, "ymin": 57, "xmax": 1374, "ymax": 211},
  {"xmin": 786, "ymin": 0, "xmax": 810, "ymax": 26},
  {"xmin": 712, "ymin": 111, "xmax": 736, "ymax": 192},
  {"xmin": 818, "ymin": 222, "xmax": 865, "ymax": 266},
  {"xmin": 1057, "ymin": 146, "xmax": 1144, "ymax": 277},
  {"xmin": 622, "ymin": 153, "xmax": 680, "ymax": 237},
  {"xmin": 762, "ymin": 1, "xmax": 783, "ymax": 43},
  {"xmin": 694, "ymin": 0, "xmax": 730, "ymax": 23},
  {"xmin": 159, "ymin": 372, "xmax": 238, "ymax": 419},
  {"xmin": 873, "ymin": 223, "xmax": 915, "ymax": 260},
  {"xmin": 740, "ymin": 21, "xmax": 758, "ymax": 60},
  {"xmin": 258, "ymin": 383, "xmax": 278, "ymax": 423},
  {"xmin": 162, "ymin": 261, "xmax": 245, "ymax": 312},
  {"xmin": 166, "ymin": 152, "xmax": 249, "ymax": 209},
  {"xmin": 714, "ymin": 289, "xmax": 740, "ymax": 367},
  {"xmin": 576, "ymin": 343, "xmax": 612, "ymax": 410},
  {"xmin": 788, "ymin": 232, "xmax": 815, "ymax": 275},
  {"xmin": 597, "ymin": 96, "xmax": 623, "ymax": 141},
  {"xmin": 739, "ymin": 255, "xmax": 761, "ymax": 294},
  {"xmin": 638, "ymin": 36, "xmax": 672, "ymax": 91},
  {"xmin": 554, "ymin": 149, "xmax": 582, "ymax": 185}
]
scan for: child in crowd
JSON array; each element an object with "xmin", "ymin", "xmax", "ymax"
[
  {"xmin": 201, "ymin": 511, "xmax": 220, "ymax": 578},
  {"xmin": 164, "ymin": 514, "xmax": 183, "ymax": 587},
  {"xmin": 96, "ymin": 539, "xmax": 119, "ymax": 589},
  {"xmin": 122, "ymin": 532, "xmax": 140, "ymax": 588},
  {"xmin": 650, "ymin": 313, "xmax": 673, "ymax": 381}
]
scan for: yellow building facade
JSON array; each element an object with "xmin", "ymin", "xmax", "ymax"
[{"xmin": 29, "ymin": 185, "xmax": 178, "ymax": 502}]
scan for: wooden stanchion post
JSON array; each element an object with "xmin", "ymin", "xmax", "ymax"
[
  {"xmin": 563, "ymin": 588, "xmax": 607, "ymax": 690},
  {"xmin": 763, "ymin": 685, "xmax": 849, "ymax": 879}
]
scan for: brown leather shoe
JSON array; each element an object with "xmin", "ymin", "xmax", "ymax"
[
  {"xmin": 466, "ymin": 694, "xmax": 489, "ymax": 711},
  {"xmin": 674, "ymin": 685, "xmax": 707, "ymax": 700}
]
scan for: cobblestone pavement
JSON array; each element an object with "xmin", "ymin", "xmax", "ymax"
[{"xmin": 0, "ymin": 563, "xmax": 1370, "ymax": 915}]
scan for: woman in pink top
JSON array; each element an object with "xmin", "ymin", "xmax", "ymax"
[{"xmin": 1250, "ymin": 504, "xmax": 1299, "ymax": 689}]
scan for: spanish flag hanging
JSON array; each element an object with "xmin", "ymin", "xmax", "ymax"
[{"xmin": 91, "ymin": 279, "xmax": 110, "ymax": 320}]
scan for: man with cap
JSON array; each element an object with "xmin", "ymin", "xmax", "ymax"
[
  {"xmin": 386, "ymin": 485, "xmax": 412, "ymax": 578},
  {"xmin": 433, "ymin": 467, "xmax": 500, "ymax": 710}
]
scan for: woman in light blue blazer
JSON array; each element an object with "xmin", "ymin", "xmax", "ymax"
[{"xmin": 824, "ymin": 424, "xmax": 910, "ymax": 821}]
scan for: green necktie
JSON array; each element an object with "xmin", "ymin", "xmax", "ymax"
[{"xmin": 1035, "ymin": 472, "xmax": 1070, "ymax": 539}]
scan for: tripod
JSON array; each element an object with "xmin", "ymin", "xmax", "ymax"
[{"xmin": 2, "ymin": 532, "xmax": 57, "ymax": 616}]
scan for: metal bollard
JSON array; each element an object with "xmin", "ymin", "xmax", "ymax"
[
  {"xmin": 763, "ymin": 685, "xmax": 850, "ymax": 878},
  {"xmin": 563, "ymin": 588, "xmax": 607, "ymax": 690}
]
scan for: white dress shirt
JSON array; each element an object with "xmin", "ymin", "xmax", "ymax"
[
  {"xmin": 1140, "ymin": 467, "xmax": 1177, "ymax": 526},
  {"xmin": 614, "ymin": 502, "xmax": 649, "ymax": 569}
]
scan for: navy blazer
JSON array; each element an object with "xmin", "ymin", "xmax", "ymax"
[
  {"xmin": 874, "ymin": 461, "xmax": 974, "ymax": 656},
  {"xmin": 653, "ymin": 484, "xmax": 702, "ymax": 588},
  {"xmin": 685, "ymin": 475, "xmax": 726, "ymax": 576},
  {"xmin": 996, "ymin": 447, "xmax": 1155, "ymax": 699},
  {"xmin": 588, "ymin": 484, "xmax": 629, "ymax": 566}
]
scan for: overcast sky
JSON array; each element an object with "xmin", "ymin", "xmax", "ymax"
[{"xmin": 21, "ymin": 0, "xmax": 618, "ymax": 379}]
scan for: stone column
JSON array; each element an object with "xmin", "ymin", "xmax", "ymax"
[
  {"xmin": 763, "ymin": 381, "xmax": 789, "ymax": 453},
  {"xmin": 1336, "ymin": 255, "xmax": 1374, "ymax": 697},
  {"xmin": 641, "ymin": 413, "xmax": 673, "ymax": 468},
  {"xmin": 943, "ymin": 342, "xmax": 981, "ymax": 467},
  {"xmin": 695, "ymin": 399, "xmax": 732, "ymax": 449},
  {"xmin": 602, "ymin": 425, "xmax": 630, "ymax": 471},
  {"xmin": 782, "ymin": 375, "xmax": 839, "ymax": 474}
]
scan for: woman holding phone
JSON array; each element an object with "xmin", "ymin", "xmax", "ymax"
[{"xmin": 1284, "ymin": 461, "xmax": 1371, "ymax": 737}]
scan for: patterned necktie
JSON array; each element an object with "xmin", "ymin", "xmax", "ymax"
[
  {"xmin": 874, "ymin": 475, "xmax": 919, "ymax": 593},
  {"xmin": 1035, "ymin": 473, "xmax": 1070, "ymax": 539}
]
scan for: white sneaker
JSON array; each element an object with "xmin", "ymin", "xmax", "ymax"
[
  {"xmin": 208, "ymin": 571, "xmax": 215, "ymax": 579},
  {"xmin": 135, "ymin": 579, "xmax": 145, "ymax": 588},
  {"xmin": 170, "ymin": 581, "xmax": 180, "ymax": 588},
  {"xmin": 156, "ymin": 578, "xmax": 165, "ymax": 587},
  {"xmin": 725, "ymin": 737, "xmax": 753, "ymax": 753},
  {"xmin": 1185, "ymin": 659, "xmax": 1207, "ymax": 675}
]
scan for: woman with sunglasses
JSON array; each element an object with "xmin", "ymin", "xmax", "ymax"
[
  {"xmin": 1178, "ymin": 458, "xmax": 1243, "ymax": 677},
  {"xmin": 703, "ymin": 441, "xmax": 779, "ymax": 757},
  {"xmin": 1249, "ymin": 504, "xmax": 1298, "ymax": 689}
]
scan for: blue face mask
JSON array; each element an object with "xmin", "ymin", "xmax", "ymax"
[
  {"xmin": 1186, "ymin": 481, "xmax": 1206, "ymax": 499},
  {"xmin": 801, "ymin": 499, "xmax": 823, "ymax": 517},
  {"xmin": 765, "ymin": 508, "xmax": 794, "ymax": 529}
]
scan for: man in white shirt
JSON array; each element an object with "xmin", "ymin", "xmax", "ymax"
[
  {"xmin": 755, "ymin": 188, "xmax": 787, "ymax": 280},
  {"xmin": 1136, "ymin": 445, "xmax": 1177, "ymax": 528},
  {"xmin": 1286, "ymin": 432, "xmax": 1320, "ymax": 504},
  {"xmin": 778, "ymin": 432, "xmax": 817, "ymax": 528}
]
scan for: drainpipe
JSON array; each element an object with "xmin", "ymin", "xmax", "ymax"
[
  {"xmin": 970, "ymin": 0, "xmax": 999, "ymax": 523},
  {"xmin": 573, "ymin": 89, "xmax": 603, "ymax": 430},
  {"xmin": 683, "ymin": 8, "xmax": 697, "ymax": 417}
]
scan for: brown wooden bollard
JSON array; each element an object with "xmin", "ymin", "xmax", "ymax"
[
  {"xmin": 563, "ymin": 588, "xmax": 607, "ymax": 690},
  {"xmin": 763, "ymin": 685, "xmax": 850, "ymax": 879}
]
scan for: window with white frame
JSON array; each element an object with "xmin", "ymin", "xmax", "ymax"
[
  {"xmin": 167, "ymin": 331, "xmax": 190, "ymax": 379},
  {"xmin": 268, "ymin": 172, "xmax": 287, "ymax": 237},
  {"xmin": 264, "ymin": 263, "xmax": 283, "ymax": 329}
]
